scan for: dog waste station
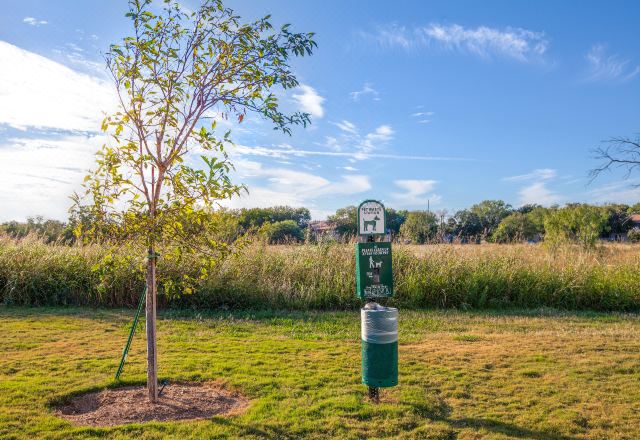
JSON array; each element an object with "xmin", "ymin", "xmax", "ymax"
[{"xmin": 356, "ymin": 200, "xmax": 398, "ymax": 402}]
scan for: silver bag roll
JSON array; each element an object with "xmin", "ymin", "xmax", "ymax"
[{"xmin": 361, "ymin": 305, "xmax": 398, "ymax": 344}]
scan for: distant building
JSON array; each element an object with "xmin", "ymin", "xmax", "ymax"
[
  {"xmin": 308, "ymin": 220, "xmax": 337, "ymax": 237},
  {"xmin": 628, "ymin": 214, "xmax": 640, "ymax": 228},
  {"xmin": 608, "ymin": 214, "xmax": 640, "ymax": 242}
]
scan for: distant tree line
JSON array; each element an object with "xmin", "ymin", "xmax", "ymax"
[{"xmin": 3, "ymin": 201, "xmax": 640, "ymax": 247}]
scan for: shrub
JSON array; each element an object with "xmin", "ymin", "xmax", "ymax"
[
  {"xmin": 627, "ymin": 228, "xmax": 640, "ymax": 243},
  {"xmin": 544, "ymin": 204, "xmax": 609, "ymax": 250},
  {"xmin": 260, "ymin": 220, "xmax": 304, "ymax": 244},
  {"xmin": 492, "ymin": 213, "xmax": 539, "ymax": 243},
  {"xmin": 400, "ymin": 211, "xmax": 437, "ymax": 244}
]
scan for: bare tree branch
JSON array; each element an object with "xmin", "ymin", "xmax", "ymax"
[{"xmin": 589, "ymin": 135, "xmax": 640, "ymax": 185}]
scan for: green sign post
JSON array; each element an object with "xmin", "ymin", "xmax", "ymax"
[{"xmin": 356, "ymin": 200, "xmax": 398, "ymax": 402}]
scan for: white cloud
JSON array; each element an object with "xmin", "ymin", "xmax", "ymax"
[
  {"xmin": 503, "ymin": 168, "xmax": 557, "ymax": 182},
  {"xmin": 395, "ymin": 179, "xmax": 437, "ymax": 195},
  {"xmin": 342, "ymin": 166, "xmax": 358, "ymax": 171},
  {"xmin": 588, "ymin": 180, "xmax": 640, "ymax": 204},
  {"xmin": 231, "ymin": 143, "xmax": 472, "ymax": 162},
  {"xmin": 324, "ymin": 136, "xmax": 340, "ymax": 151},
  {"xmin": 327, "ymin": 121, "xmax": 394, "ymax": 156},
  {"xmin": 0, "ymin": 135, "xmax": 104, "ymax": 221},
  {"xmin": 0, "ymin": 41, "xmax": 116, "ymax": 132},
  {"xmin": 411, "ymin": 111, "xmax": 434, "ymax": 124},
  {"xmin": 360, "ymin": 22, "xmax": 548, "ymax": 63},
  {"xmin": 224, "ymin": 159, "xmax": 371, "ymax": 217},
  {"xmin": 349, "ymin": 83, "xmax": 380, "ymax": 101},
  {"xmin": 333, "ymin": 120, "xmax": 358, "ymax": 135},
  {"xmin": 584, "ymin": 44, "xmax": 640, "ymax": 83},
  {"xmin": 361, "ymin": 124, "xmax": 393, "ymax": 153},
  {"xmin": 51, "ymin": 43, "xmax": 108, "ymax": 78},
  {"xmin": 392, "ymin": 179, "xmax": 440, "ymax": 207},
  {"xmin": 422, "ymin": 24, "xmax": 547, "ymax": 62},
  {"xmin": 518, "ymin": 182, "xmax": 563, "ymax": 206},
  {"xmin": 292, "ymin": 84, "xmax": 325, "ymax": 118},
  {"xmin": 504, "ymin": 168, "xmax": 563, "ymax": 206},
  {"xmin": 23, "ymin": 17, "xmax": 48, "ymax": 26}
]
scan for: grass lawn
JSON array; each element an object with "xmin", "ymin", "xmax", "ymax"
[{"xmin": 0, "ymin": 307, "xmax": 639, "ymax": 439}]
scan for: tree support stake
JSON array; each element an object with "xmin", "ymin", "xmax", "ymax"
[{"xmin": 115, "ymin": 286, "xmax": 147, "ymax": 381}]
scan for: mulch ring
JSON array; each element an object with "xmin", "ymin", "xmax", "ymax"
[{"xmin": 55, "ymin": 381, "xmax": 249, "ymax": 426}]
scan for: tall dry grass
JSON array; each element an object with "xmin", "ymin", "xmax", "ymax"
[{"xmin": 0, "ymin": 235, "xmax": 638, "ymax": 311}]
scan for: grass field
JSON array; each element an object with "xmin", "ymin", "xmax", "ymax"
[
  {"xmin": 2, "ymin": 237, "xmax": 640, "ymax": 311},
  {"xmin": 1, "ymin": 307, "xmax": 639, "ymax": 439}
]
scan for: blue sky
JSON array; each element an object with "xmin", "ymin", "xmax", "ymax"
[{"xmin": 1, "ymin": 1, "xmax": 639, "ymax": 220}]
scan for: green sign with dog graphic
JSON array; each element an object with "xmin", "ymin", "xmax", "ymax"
[{"xmin": 355, "ymin": 241, "xmax": 393, "ymax": 299}]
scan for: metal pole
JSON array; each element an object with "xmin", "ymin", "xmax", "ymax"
[
  {"xmin": 115, "ymin": 286, "xmax": 147, "ymax": 381},
  {"xmin": 368, "ymin": 386, "xmax": 379, "ymax": 402}
]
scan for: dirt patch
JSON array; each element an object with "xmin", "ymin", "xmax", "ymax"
[{"xmin": 55, "ymin": 382, "xmax": 249, "ymax": 426}]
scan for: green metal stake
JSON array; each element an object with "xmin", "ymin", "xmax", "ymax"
[{"xmin": 115, "ymin": 286, "xmax": 147, "ymax": 381}]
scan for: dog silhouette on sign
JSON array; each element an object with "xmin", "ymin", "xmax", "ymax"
[
  {"xmin": 369, "ymin": 256, "xmax": 382, "ymax": 269},
  {"xmin": 363, "ymin": 215, "xmax": 380, "ymax": 232}
]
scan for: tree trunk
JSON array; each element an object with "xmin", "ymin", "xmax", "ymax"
[{"xmin": 145, "ymin": 247, "xmax": 158, "ymax": 403}]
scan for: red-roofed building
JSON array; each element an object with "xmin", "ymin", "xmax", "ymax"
[{"xmin": 628, "ymin": 214, "xmax": 640, "ymax": 226}]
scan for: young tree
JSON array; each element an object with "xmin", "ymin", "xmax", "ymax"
[
  {"xmin": 399, "ymin": 211, "xmax": 437, "ymax": 244},
  {"xmin": 470, "ymin": 200, "xmax": 513, "ymax": 238},
  {"xmin": 386, "ymin": 208, "xmax": 409, "ymax": 236},
  {"xmin": 328, "ymin": 206, "xmax": 358, "ymax": 238},
  {"xmin": 261, "ymin": 219, "xmax": 304, "ymax": 243},
  {"xmin": 237, "ymin": 206, "xmax": 311, "ymax": 230},
  {"xmin": 544, "ymin": 204, "xmax": 609, "ymax": 250},
  {"xmin": 492, "ymin": 212, "xmax": 539, "ymax": 243},
  {"xmin": 75, "ymin": 0, "xmax": 316, "ymax": 402},
  {"xmin": 451, "ymin": 209, "xmax": 483, "ymax": 239}
]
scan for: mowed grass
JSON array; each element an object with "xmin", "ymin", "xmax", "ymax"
[{"xmin": 1, "ymin": 307, "xmax": 639, "ymax": 439}]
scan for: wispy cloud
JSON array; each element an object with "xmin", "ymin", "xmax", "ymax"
[
  {"xmin": 327, "ymin": 121, "xmax": 394, "ymax": 156},
  {"xmin": 518, "ymin": 182, "xmax": 563, "ymax": 206},
  {"xmin": 584, "ymin": 44, "xmax": 640, "ymax": 83},
  {"xmin": 411, "ymin": 111, "xmax": 435, "ymax": 124},
  {"xmin": 292, "ymin": 84, "xmax": 325, "ymax": 118},
  {"xmin": 503, "ymin": 168, "xmax": 557, "ymax": 182},
  {"xmin": 392, "ymin": 179, "xmax": 440, "ymax": 207},
  {"xmin": 333, "ymin": 120, "xmax": 358, "ymax": 135},
  {"xmin": 0, "ymin": 41, "xmax": 116, "ymax": 132},
  {"xmin": 225, "ymin": 159, "xmax": 371, "ymax": 218},
  {"xmin": 52, "ymin": 43, "xmax": 107, "ymax": 77},
  {"xmin": 588, "ymin": 179, "xmax": 640, "ymax": 204},
  {"xmin": 349, "ymin": 83, "xmax": 380, "ymax": 101},
  {"xmin": 504, "ymin": 168, "xmax": 563, "ymax": 206},
  {"xmin": 361, "ymin": 124, "xmax": 393, "ymax": 153},
  {"xmin": 23, "ymin": 17, "xmax": 48, "ymax": 26},
  {"xmin": 359, "ymin": 22, "xmax": 548, "ymax": 63},
  {"xmin": 231, "ymin": 144, "xmax": 474, "ymax": 162}
]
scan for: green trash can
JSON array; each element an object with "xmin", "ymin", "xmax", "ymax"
[{"xmin": 361, "ymin": 303, "xmax": 398, "ymax": 388}]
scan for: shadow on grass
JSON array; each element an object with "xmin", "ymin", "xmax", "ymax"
[
  {"xmin": 404, "ymin": 398, "xmax": 577, "ymax": 440},
  {"xmin": 210, "ymin": 416, "xmax": 298, "ymax": 440},
  {"xmin": 447, "ymin": 417, "xmax": 577, "ymax": 440}
]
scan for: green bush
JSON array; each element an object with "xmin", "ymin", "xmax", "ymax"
[
  {"xmin": 260, "ymin": 220, "xmax": 304, "ymax": 244},
  {"xmin": 627, "ymin": 228, "xmax": 640, "ymax": 243}
]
